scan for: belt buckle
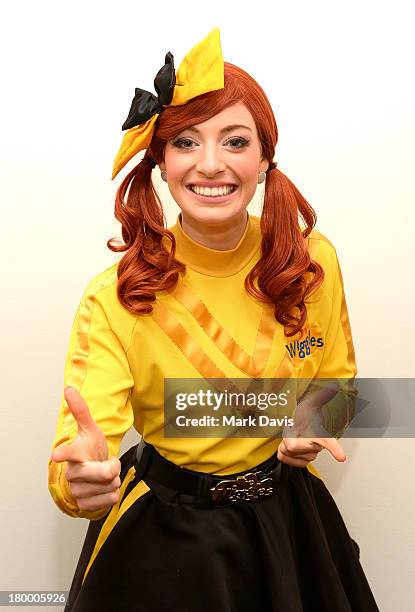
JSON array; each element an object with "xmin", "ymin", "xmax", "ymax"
[{"xmin": 210, "ymin": 471, "xmax": 274, "ymax": 503}]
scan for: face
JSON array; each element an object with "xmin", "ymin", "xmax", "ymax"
[{"xmin": 160, "ymin": 102, "xmax": 268, "ymax": 227}]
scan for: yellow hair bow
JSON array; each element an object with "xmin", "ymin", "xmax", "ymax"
[{"xmin": 111, "ymin": 27, "xmax": 224, "ymax": 180}]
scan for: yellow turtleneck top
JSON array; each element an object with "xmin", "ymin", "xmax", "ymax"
[{"xmin": 48, "ymin": 213, "xmax": 357, "ymax": 519}]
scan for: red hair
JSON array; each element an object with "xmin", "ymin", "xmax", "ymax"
[{"xmin": 108, "ymin": 62, "xmax": 324, "ymax": 338}]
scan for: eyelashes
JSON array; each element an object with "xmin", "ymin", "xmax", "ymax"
[{"xmin": 172, "ymin": 137, "xmax": 250, "ymax": 150}]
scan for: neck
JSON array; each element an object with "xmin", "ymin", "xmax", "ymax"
[
  {"xmin": 179, "ymin": 210, "xmax": 249, "ymax": 251},
  {"xmin": 163, "ymin": 212, "xmax": 262, "ymax": 278}
]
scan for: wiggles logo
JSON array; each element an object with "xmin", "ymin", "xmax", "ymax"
[{"xmin": 285, "ymin": 327, "xmax": 324, "ymax": 361}]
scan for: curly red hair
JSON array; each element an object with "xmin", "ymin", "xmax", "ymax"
[{"xmin": 107, "ymin": 62, "xmax": 324, "ymax": 338}]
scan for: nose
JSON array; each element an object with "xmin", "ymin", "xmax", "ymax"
[{"xmin": 195, "ymin": 145, "xmax": 226, "ymax": 176}]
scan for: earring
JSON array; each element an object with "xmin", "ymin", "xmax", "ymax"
[
  {"xmin": 258, "ymin": 171, "xmax": 266, "ymax": 184},
  {"xmin": 160, "ymin": 170, "xmax": 167, "ymax": 182}
]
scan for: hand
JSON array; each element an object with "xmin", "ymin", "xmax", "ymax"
[
  {"xmin": 277, "ymin": 383, "xmax": 347, "ymax": 468},
  {"xmin": 51, "ymin": 386, "xmax": 121, "ymax": 513},
  {"xmin": 277, "ymin": 436, "xmax": 346, "ymax": 468}
]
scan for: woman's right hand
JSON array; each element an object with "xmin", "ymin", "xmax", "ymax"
[{"xmin": 51, "ymin": 386, "xmax": 121, "ymax": 513}]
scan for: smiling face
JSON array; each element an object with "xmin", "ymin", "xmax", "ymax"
[{"xmin": 159, "ymin": 102, "xmax": 269, "ymax": 228}]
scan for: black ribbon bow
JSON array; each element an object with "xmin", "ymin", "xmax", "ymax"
[{"xmin": 122, "ymin": 52, "xmax": 176, "ymax": 131}]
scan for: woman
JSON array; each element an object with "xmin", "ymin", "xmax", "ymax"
[{"xmin": 49, "ymin": 28, "xmax": 379, "ymax": 611}]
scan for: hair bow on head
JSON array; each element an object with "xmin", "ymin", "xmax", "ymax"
[
  {"xmin": 121, "ymin": 52, "xmax": 176, "ymax": 131},
  {"xmin": 112, "ymin": 27, "xmax": 224, "ymax": 180}
]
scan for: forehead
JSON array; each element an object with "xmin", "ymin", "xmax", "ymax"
[{"xmin": 185, "ymin": 103, "xmax": 256, "ymax": 133}]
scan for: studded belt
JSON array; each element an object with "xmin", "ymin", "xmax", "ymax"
[{"xmin": 134, "ymin": 439, "xmax": 283, "ymax": 506}]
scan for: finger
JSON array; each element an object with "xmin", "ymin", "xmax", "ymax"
[
  {"xmin": 280, "ymin": 449, "xmax": 318, "ymax": 462},
  {"xmin": 279, "ymin": 441, "xmax": 318, "ymax": 461},
  {"xmin": 289, "ymin": 451, "xmax": 319, "ymax": 461},
  {"xmin": 277, "ymin": 448, "xmax": 310, "ymax": 467},
  {"xmin": 282, "ymin": 437, "xmax": 322, "ymax": 455},
  {"xmin": 69, "ymin": 474, "xmax": 121, "ymax": 498},
  {"xmin": 51, "ymin": 440, "xmax": 86, "ymax": 464},
  {"xmin": 310, "ymin": 437, "xmax": 347, "ymax": 462},
  {"xmin": 66, "ymin": 456, "xmax": 121, "ymax": 483},
  {"xmin": 77, "ymin": 490, "xmax": 120, "ymax": 512},
  {"xmin": 307, "ymin": 439, "xmax": 324, "ymax": 451},
  {"xmin": 64, "ymin": 386, "xmax": 97, "ymax": 434}
]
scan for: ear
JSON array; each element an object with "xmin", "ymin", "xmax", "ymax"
[
  {"xmin": 158, "ymin": 150, "xmax": 166, "ymax": 172},
  {"xmin": 259, "ymin": 156, "xmax": 269, "ymax": 174}
]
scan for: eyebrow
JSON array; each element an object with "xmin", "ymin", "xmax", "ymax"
[{"xmin": 184, "ymin": 124, "xmax": 253, "ymax": 135}]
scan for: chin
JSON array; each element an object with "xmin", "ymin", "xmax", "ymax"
[{"xmin": 180, "ymin": 203, "xmax": 247, "ymax": 225}]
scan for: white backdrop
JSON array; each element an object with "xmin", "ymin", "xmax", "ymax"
[{"xmin": 1, "ymin": 1, "xmax": 414, "ymax": 610}]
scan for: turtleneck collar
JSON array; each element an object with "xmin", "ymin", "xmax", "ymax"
[{"xmin": 162, "ymin": 212, "xmax": 262, "ymax": 278}]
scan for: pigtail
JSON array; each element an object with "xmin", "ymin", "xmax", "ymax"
[
  {"xmin": 107, "ymin": 155, "xmax": 185, "ymax": 315},
  {"xmin": 245, "ymin": 168, "xmax": 325, "ymax": 338}
]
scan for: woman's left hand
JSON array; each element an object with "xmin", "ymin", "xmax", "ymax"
[
  {"xmin": 277, "ymin": 436, "xmax": 346, "ymax": 467},
  {"xmin": 277, "ymin": 382, "xmax": 347, "ymax": 467}
]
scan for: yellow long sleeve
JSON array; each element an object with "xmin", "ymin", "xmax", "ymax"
[
  {"xmin": 48, "ymin": 271, "xmax": 136, "ymax": 519},
  {"xmin": 315, "ymin": 241, "xmax": 357, "ymax": 380},
  {"xmin": 313, "ymin": 239, "xmax": 358, "ymax": 438}
]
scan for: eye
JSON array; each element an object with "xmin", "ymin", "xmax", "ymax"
[
  {"xmin": 171, "ymin": 136, "xmax": 250, "ymax": 150},
  {"xmin": 226, "ymin": 137, "xmax": 249, "ymax": 149},
  {"xmin": 172, "ymin": 138, "xmax": 195, "ymax": 149}
]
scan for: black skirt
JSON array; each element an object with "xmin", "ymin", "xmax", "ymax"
[{"xmin": 64, "ymin": 443, "xmax": 380, "ymax": 612}]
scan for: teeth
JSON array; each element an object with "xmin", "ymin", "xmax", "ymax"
[{"xmin": 189, "ymin": 185, "xmax": 236, "ymax": 197}]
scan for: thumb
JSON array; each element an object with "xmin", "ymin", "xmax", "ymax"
[
  {"xmin": 298, "ymin": 382, "xmax": 339, "ymax": 412},
  {"xmin": 311, "ymin": 437, "xmax": 347, "ymax": 463}
]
